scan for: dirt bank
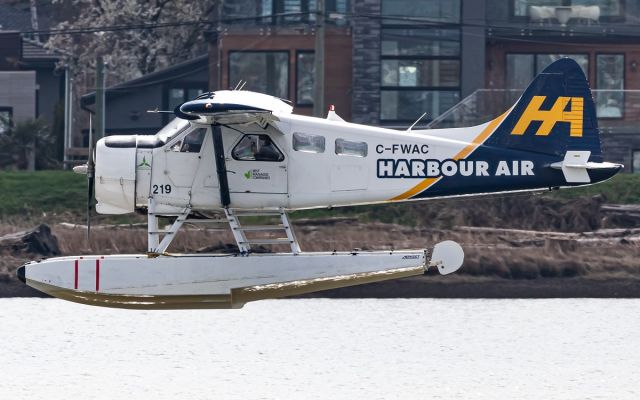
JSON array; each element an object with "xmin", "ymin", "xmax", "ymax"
[{"xmin": 2, "ymin": 194, "xmax": 640, "ymax": 298}]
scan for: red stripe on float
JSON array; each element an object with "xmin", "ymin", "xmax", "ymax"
[
  {"xmin": 95, "ymin": 259, "xmax": 100, "ymax": 292},
  {"xmin": 74, "ymin": 260, "xmax": 78, "ymax": 289}
]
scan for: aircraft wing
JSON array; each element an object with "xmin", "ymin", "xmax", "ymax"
[{"xmin": 175, "ymin": 90, "xmax": 292, "ymax": 126}]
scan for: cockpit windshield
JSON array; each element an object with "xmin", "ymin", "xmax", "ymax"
[{"xmin": 155, "ymin": 118, "xmax": 190, "ymax": 144}]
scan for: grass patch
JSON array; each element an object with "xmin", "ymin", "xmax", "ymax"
[
  {"xmin": 0, "ymin": 170, "xmax": 86, "ymax": 217},
  {"xmin": 0, "ymin": 170, "xmax": 638, "ymax": 222},
  {"xmin": 550, "ymin": 173, "xmax": 640, "ymax": 204}
]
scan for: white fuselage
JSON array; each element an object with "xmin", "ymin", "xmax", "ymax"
[{"xmin": 95, "ymin": 111, "xmax": 497, "ymax": 214}]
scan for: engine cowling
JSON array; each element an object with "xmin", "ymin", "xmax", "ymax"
[{"xmin": 95, "ymin": 137, "xmax": 136, "ymax": 214}]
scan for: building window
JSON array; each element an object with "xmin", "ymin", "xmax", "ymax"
[
  {"xmin": 167, "ymin": 87, "xmax": 206, "ymax": 110},
  {"xmin": 297, "ymin": 52, "xmax": 314, "ymax": 106},
  {"xmin": 381, "ymin": 0, "xmax": 460, "ymax": 23},
  {"xmin": 0, "ymin": 107, "xmax": 12, "ymax": 134},
  {"xmin": 596, "ymin": 54, "xmax": 624, "ymax": 118},
  {"xmin": 168, "ymin": 89, "xmax": 185, "ymax": 111},
  {"xmin": 223, "ymin": 0, "xmax": 349, "ymax": 25},
  {"xmin": 382, "ymin": 60, "xmax": 460, "ymax": 87},
  {"xmin": 381, "ymin": 90, "xmax": 460, "ymax": 121},
  {"xmin": 381, "ymin": 28, "xmax": 460, "ymax": 57},
  {"xmin": 513, "ymin": 0, "xmax": 623, "ymax": 20},
  {"xmin": 229, "ymin": 51, "xmax": 289, "ymax": 99},
  {"xmin": 379, "ymin": 3, "xmax": 461, "ymax": 123},
  {"xmin": 506, "ymin": 54, "xmax": 535, "ymax": 90},
  {"xmin": 506, "ymin": 53, "xmax": 588, "ymax": 89},
  {"xmin": 165, "ymin": 86, "xmax": 206, "ymax": 122}
]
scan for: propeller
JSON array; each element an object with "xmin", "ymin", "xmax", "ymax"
[
  {"xmin": 86, "ymin": 114, "xmax": 95, "ymax": 242},
  {"xmin": 72, "ymin": 114, "xmax": 95, "ymax": 242}
]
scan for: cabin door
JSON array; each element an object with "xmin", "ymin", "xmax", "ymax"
[{"xmin": 225, "ymin": 133, "xmax": 287, "ymax": 194}]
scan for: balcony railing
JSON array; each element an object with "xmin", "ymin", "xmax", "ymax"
[
  {"xmin": 527, "ymin": 5, "xmax": 601, "ymax": 26},
  {"xmin": 425, "ymin": 89, "xmax": 640, "ymax": 134}
]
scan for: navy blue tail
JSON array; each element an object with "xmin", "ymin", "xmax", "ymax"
[{"xmin": 485, "ymin": 58, "xmax": 602, "ymax": 163}]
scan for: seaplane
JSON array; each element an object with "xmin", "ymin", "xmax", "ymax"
[{"xmin": 18, "ymin": 58, "xmax": 621, "ymax": 309}]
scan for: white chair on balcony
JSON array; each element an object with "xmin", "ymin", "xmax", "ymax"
[
  {"xmin": 572, "ymin": 5, "xmax": 600, "ymax": 25},
  {"xmin": 529, "ymin": 5, "xmax": 556, "ymax": 25}
]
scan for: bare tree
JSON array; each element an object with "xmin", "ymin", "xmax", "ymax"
[{"xmin": 46, "ymin": 0, "xmax": 217, "ymax": 82}]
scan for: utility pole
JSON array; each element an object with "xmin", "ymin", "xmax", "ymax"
[
  {"xmin": 313, "ymin": 0, "xmax": 325, "ymax": 117},
  {"xmin": 95, "ymin": 56, "xmax": 106, "ymax": 142},
  {"xmin": 63, "ymin": 66, "xmax": 72, "ymax": 167},
  {"xmin": 29, "ymin": 0, "xmax": 40, "ymax": 42}
]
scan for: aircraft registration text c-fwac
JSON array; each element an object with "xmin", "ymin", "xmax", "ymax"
[{"xmin": 377, "ymin": 159, "xmax": 535, "ymax": 178}]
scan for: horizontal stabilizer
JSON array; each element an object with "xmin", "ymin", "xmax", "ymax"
[{"xmin": 551, "ymin": 150, "xmax": 591, "ymax": 183}]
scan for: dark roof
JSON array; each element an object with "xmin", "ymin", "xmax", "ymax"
[
  {"xmin": 81, "ymin": 55, "xmax": 209, "ymax": 107},
  {"xmin": 0, "ymin": 4, "xmax": 32, "ymax": 32},
  {"xmin": 0, "ymin": 3, "xmax": 51, "ymax": 33},
  {"xmin": 21, "ymin": 37, "xmax": 58, "ymax": 60}
]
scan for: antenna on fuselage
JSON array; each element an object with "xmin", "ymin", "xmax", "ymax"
[
  {"xmin": 233, "ymin": 80, "xmax": 245, "ymax": 90},
  {"xmin": 146, "ymin": 108, "xmax": 174, "ymax": 114},
  {"xmin": 406, "ymin": 112, "xmax": 427, "ymax": 132}
]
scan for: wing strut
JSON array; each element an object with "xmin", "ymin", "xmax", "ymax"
[{"xmin": 212, "ymin": 124, "xmax": 231, "ymax": 207}]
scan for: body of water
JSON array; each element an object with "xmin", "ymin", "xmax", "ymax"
[{"xmin": 1, "ymin": 298, "xmax": 639, "ymax": 399}]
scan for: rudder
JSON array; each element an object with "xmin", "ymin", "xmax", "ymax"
[{"xmin": 485, "ymin": 58, "xmax": 602, "ymax": 163}]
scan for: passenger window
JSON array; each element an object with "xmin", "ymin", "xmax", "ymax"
[
  {"xmin": 180, "ymin": 128, "xmax": 206, "ymax": 153},
  {"xmin": 293, "ymin": 132, "xmax": 325, "ymax": 153},
  {"xmin": 335, "ymin": 138, "xmax": 367, "ymax": 157},
  {"xmin": 232, "ymin": 134, "xmax": 285, "ymax": 162}
]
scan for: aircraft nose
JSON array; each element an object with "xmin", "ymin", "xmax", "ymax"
[{"xmin": 17, "ymin": 266, "xmax": 26, "ymax": 284}]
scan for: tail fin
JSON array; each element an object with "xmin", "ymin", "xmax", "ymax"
[{"xmin": 486, "ymin": 58, "xmax": 602, "ymax": 163}]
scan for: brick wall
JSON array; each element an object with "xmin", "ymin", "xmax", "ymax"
[{"xmin": 210, "ymin": 28, "xmax": 352, "ymax": 119}]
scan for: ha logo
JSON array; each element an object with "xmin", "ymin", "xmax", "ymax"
[{"xmin": 511, "ymin": 96, "xmax": 584, "ymax": 137}]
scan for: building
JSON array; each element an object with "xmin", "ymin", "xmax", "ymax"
[
  {"xmin": 0, "ymin": 31, "xmax": 63, "ymax": 129},
  {"xmin": 484, "ymin": 0, "xmax": 640, "ymax": 172},
  {"xmin": 80, "ymin": 55, "xmax": 209, "ymax": 138},
  {"xmin": 211, "ymin": 0, "xmax": 352, "ymax": 118},
  {"xmin": 209, "ymin": 0, "xmax": 640, "ymax": 171}
]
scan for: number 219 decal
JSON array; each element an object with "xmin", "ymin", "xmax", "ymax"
[{"xmin": 152, "ymin": 184, "xmax": 172, "ymax": 194}]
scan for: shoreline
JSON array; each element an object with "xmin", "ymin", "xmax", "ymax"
[
  {"xmin": 4, "ymin": 275, "xmax": 640, "ymax": 299},
  {"xmin": 298, "ymin": 276, "xmax": 640, "ymax": 299}
]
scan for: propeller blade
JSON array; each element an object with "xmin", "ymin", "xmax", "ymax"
[
  {"xmin": 86, "ymin": 114, "xmax": 94, "ymax": 242},
  {"xmin": 87, "ymin": 161, "xmax": 94, "ymax": 241}
]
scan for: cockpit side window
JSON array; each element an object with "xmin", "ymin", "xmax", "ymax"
[
  {"xmin": 156, "ymin": 118, "xmax": 190, "ymax": 144},
  {"xmin": 168, "ymin": 127, "xmax": 207, "ymax": 152},
  {"xmin": 180, "ymin": 128, "xmax": 207, "ymax": 153},
  {"xmin": 232, "ymin": 134, "xmax": 284, "ymax": 162}
]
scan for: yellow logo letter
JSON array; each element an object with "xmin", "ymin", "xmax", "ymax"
[{"xmin": 511, "ymin": 96, "xmax": 583, "ymax": 137}]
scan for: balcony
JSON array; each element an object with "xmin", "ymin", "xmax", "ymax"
[
  {"xmin": 485, "ymin": 0, "xmax": 632, "ymax": 40},
  {"xmin": 527, "ymin": 5, "xmax": 601, "ymax": 26}
]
